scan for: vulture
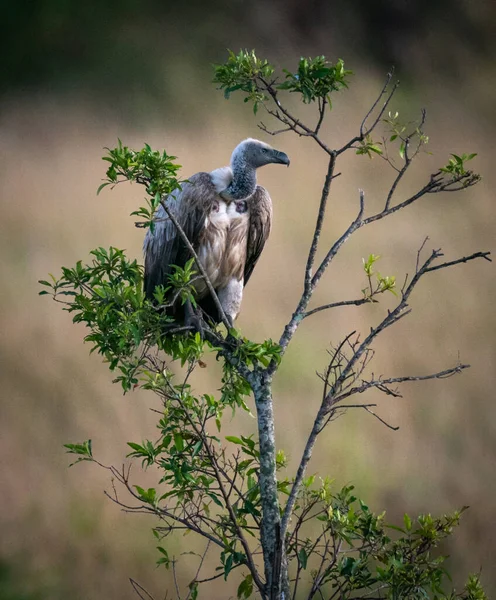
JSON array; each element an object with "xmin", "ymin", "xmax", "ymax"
[{"xmin": 143, "ymin": 138, "xmax": 290, "ymax": 328}]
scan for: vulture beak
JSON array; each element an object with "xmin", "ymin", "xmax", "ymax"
[{"xmin": 274, "ymin": 150, "xmax": 290, "ymax": 167}]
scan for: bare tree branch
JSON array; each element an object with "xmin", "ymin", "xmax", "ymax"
[
  {"xmin": 384, "ymin": 109, "xmax": 427, "ymax": 211},
  {"xmin": 257, "ymin": 77, "xmax": 333, "ymax": 155},
  {"xmin": 332, "ymin": 363, "xmax": 470, "ymax": 404},
  {"xmin": 280, "ymin": 245, "xmax": 489, "ymax": 541},
  {"xmin": 336, "ymin": 74, "xmax": 399, "ymax": 156},
  {"xmin": 130, "ymin": 578, "xmax": 157, "ymax": 600},
  {"xmin": 424, "ymin": 251, "xmax": 492, "ymax": 272},
  {"xmin": 304, "ymin": 298, "xmax": 372, "ymax": 318},
  {"xmin": 305, "ymin": 154, "xmax": 337, "ymax": 291},
  {"xmin": 360, "ymin": 70, "xmax": 394, "ymax": 138}
]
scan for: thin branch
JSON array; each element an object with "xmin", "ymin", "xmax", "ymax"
[
  {"xmin": 103, "ymin": 471, "xmax": 227, "ymax": 552},
  {"xmin": 384, "ymin": 149, "xmax": 410, "ymax": 211},
  {"xmin": 304, "ymin": 297, "xmax": 371, "ymax": 319},
  {"xmin": 416, "ymin": 236, "xmax": 430, "ymax": 273},
  {"xmin": 336, "ymin": 74, "xmax": 399, "ymax": 156},
  {"xmin": 360, "ymin": 405, "xmax": 399, "ymax": 430},
  {"xmin": 315, "ymin": 97, "xmax": 327, "ymax": 135},
  {"xmin": 258, "ymin": 122, "xmax": 293, "ymax": 136},
  {"xmin": 332, "ymin": 363, "xmax": 470, "ymax": 404},
  {"xmin": 425, "ymin": 251, "xmax": 492, "ymax": 272},
  {"xmin": 360, "ymin": 70, "xmax": 394, "ymax": 138},
  {"xmin": 304, "ymin": 154, "xmax": 337, "ymax": 291},
  {"xmin": 171, "ymin": 390, "xmax": 265, "ymax": 595},
  {"xmin": 258, "ymin": 77, "xmax": 333, "ymax": 155},
  {"xmin": 270, "ymin": 190, "xmax": 365, "ymax": 373},
  {"xmin": 195, "ymin": 563, "xmax": 243, "ymax": 584},
  {"xmin": 186, "ymin": 542, "xmax": 210, "ymax": 600},
  {"xmin": 362, "ymin": 171, "xmax": 479, "ymax": 227},
  {"xmin": 130, "ymin": 579, "xmax": 157, "ymax": 600},
  {"xmin": 384, "ymin": 109, "xmax": 427, "ymax": 211},
  {"xmin": 172, "ymin": 560, "xmax": 181, "ymax": 600},
  {"xmin": 311, "ymin": 189, "xmax": 365, "ymax": 289}
]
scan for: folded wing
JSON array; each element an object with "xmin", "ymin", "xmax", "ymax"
[
  {"xmin": 143, "ymin": 172, "xmax": 215, "ymax": 299},
  {"xmin": 244, "ymin": 186, "xmax": 273, "ymax": 285}
]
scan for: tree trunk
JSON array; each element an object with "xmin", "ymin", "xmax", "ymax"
[{"xmin": 252, "ymin": 375, "xmax": 289, "ymax": 599}]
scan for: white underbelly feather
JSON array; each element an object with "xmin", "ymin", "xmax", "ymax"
[{"xmin": 195, "ymin": 200, "xmax": 249, "ymax": 297}]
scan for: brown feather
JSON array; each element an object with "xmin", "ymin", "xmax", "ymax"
[{"xmin": 244, "ymin": 186, "xmax": 273, "ymax": 285}]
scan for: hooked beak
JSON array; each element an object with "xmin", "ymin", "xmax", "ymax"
[{"xmin": 274, "ymin": 150, "xmax": 290, "ymax": 166}]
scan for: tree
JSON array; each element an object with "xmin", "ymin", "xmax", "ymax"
[{"xmin": 40, "ymin": 50, "xmax": 490, "ymax": 600}]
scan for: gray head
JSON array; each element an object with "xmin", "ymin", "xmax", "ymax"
[{"xmin": 231, "ymin": 138, "xmax": 290, "ymax": 170}]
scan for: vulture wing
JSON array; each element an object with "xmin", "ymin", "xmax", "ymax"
[
  {"xmin": 244, "ymin": 186, "xmax": 273, "ymax": 286},
  {"xmin": 143, "ymin": 172, "xmax": 216, "ymax": 299}
]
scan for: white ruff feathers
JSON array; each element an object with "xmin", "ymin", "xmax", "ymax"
[{"xmin": 210, "ymin": 166, "xmax": 233, "ymax": 193}]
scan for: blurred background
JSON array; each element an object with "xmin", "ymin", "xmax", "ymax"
[{"xmin": 1, "ymin": 1, "xmax": 495, "ymax": 598}]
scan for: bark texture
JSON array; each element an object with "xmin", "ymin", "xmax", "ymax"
[{"xmin": 252, "ymin": 375, "xmax": 288, "ymax": 598}]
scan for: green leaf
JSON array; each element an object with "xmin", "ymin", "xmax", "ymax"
[
  {"xmin": 96, "ymin": 182, "xmax": 112, "ymax": 195},
  {"xmin": 188, "ymin": 581, "xmax": 199, "ymax": 600},
  {"xmin": 225, "ymin": 435, "xmax": 244, "ymax": 445},
  {"xmin": 207, "ymin": 492, "xmax": 224, "ymax": 508},
  {"xmin": 298, "ymin": 547, "xmax": 308, "ymax": 569},
  {"xmin": 237, "ymin": 574, "xmax": 253, "ymax": 599},
  {"xmin": 156, "ymin": 546, "xmax": 170, "ymax": 569},
  {"xmin": 173, "ymin": 432, "xmax": 184, "ymax": 452},
  {"xmin": 64, "ymin": 440, "xmax": 93, "ymax": 466}
]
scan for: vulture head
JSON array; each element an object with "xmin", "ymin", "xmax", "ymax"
[
  {"xmin": 232, "ymin": 138, "xmax": 290, "ymax": 170},
  {"xmin": 216, "ymin": 138, "xmax": 289, "ymax": 201}
]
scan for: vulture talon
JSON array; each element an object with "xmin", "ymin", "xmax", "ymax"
[{"xmin": 184, "ymin": 301, "xmax": 205, "ymax": 339}]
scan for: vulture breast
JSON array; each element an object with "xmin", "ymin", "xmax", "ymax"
[{"xmin": 195, "ymin": 198, "xmax": 250, "ymax": 298}]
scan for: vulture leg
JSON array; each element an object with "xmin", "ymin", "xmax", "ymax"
[
  {"xmin": 184, "ymin": 299, "xmax": 206, "ymax": 339},
  {"xmin": 217, "ymin": 277, "xmax": 243, "ymax": 327}
]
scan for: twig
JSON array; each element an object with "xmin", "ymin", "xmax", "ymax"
[
  {"xmin": 258, "ymin": 122, "xmax": 293, "ymax": 136},
  {"xmin": 104, "ymin": 484, "xmax": 226, "ymax": 551},
  {"xmin": 304, "ymin": 298, "xmax": 371, "ymax": 319},
  {"xmin": 311, "ymin": 190, "xmax": 365, "ymax": 290},
  {"xmin": 258, "ymin": 77, "xmax": 333, "ymax": 155},
  {"xmin": 360, "ymin": 405, "xmax": 399, "ymax": 430},
  {"xmin": 270, "ymin": 190, "xmax": 364, "ymax": 373},
  {"xmin": 425, "ymin": 251, "xmax": 492, "ymax": 272},
  {"xmin": 315, "ymin": 97, "xmax": 327, "ymax": 135},
  {"xmin": 130, "ymin": 579, "xmax": 157, "ymax": 600},
  {"xmin": 384, "ymin": 109, "xmax": 427, "ymax": 211},
  {"xmin": 332, "ymin": 364, "xmax": 470, "ymax": 404},
  {"xmin": 172, "ymin": 560, "xmax": 181, "ymax": 600},
  {"xmin": 359, "ymin": 70, "xmax": 394, "ymax": 138},
  {"xmin": 336, "ymin": 75, "xmax": 399, "ymax": 156},
  {"xmin": 304, "ymin": 154, "xmax": 337, "ymax": 291},
  {"xmin": 415, "ymin": 236, "xmax": 430, "ymax": 273},
  {"xmin": 186, "ymin": 542, "xmax": 211, "ymax": 600},
  {"xmin": 195, "ymin": 564, "xmax": 243, "ymax": 584}
]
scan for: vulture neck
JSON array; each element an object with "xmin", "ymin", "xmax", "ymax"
[{"xmin": 224, "ymin": 153, "xmax": 257, "ymax": 200}]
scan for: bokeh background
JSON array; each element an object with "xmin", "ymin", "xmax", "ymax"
[{"xmin": 1, "ymin": 1, "xmax": 495, "ymax": 598}]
